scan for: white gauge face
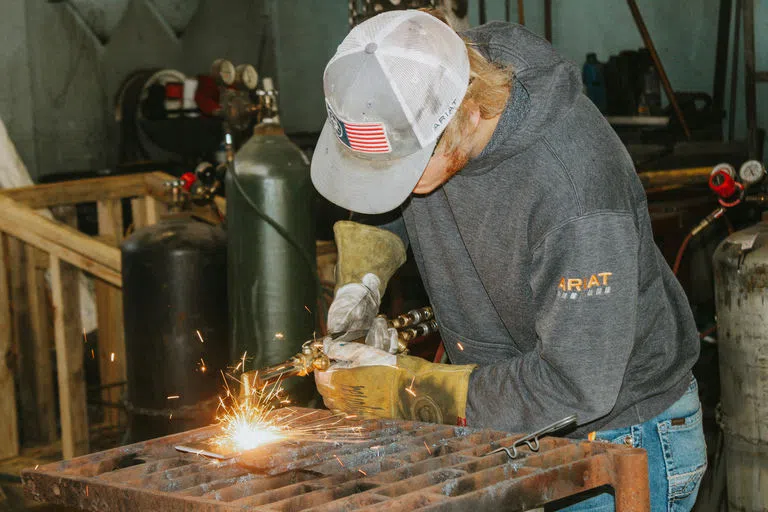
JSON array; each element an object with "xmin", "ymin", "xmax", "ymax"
[
  {"xmin": 237, "ymin": 64, "xmax": 259, "ymax": 90},
  {"xmin": 739, "ymin": 160, "xmax": 765, "ymax": 185},
  {"xmin": 213, "ymin": 59, "xmax": 236, "ymax": 85},
  {"xmin": 712, "ymin": 163, "xmax": 736, "ymax": 178}
]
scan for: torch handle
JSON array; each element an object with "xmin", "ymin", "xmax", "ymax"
[{"xmin": 248, "ymin": 307, "xmax": 437, "ymax": 390}]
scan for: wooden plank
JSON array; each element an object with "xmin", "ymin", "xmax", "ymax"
[
  {"xmin": 0, "ymin": 233, "xmax": 19, "ymax": 459},
  {"xmin": 25, "ymin": 244, "xmax": 56, "ymax": 443},
  {"xmin": 0, "ymin": 174, "xmax": 150, "ymax": 210},
  {"xmin": 94, "ymin": 281, "xmax": 125, "ymax": 426},
  {"xmin": 95, "ymin": 200, "xmax": 126, "ymax": 427},
  {"xmin": 7, "ymin": 237, "xmax": 39, "ymax": 443},
  {"xmin": 130, "ymin": 197, "xmax": 148, "ymax": 231},
  {"xmin": 0, "ymin": 220, "xmax": 120, "ymax": 287},
  {"xmin": 142, "ymin": 172, "xmax": 176, "ymax": 200},
  {"xmin": 97, "ymin": 200, "xmax": 123, "ymax": 242},
  {"xmin": 50, "ymin": 256, "xmax": 89, "ymax": 459},
  {"xmin": 0, "ymin": 195, "xmax": 121, "ymax": 284},
  {"xmin": 144, "ymin": 196, "xmax": 168, "ymax": 226}
]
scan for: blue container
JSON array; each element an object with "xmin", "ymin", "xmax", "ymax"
[{"xmin": 582, "ymin": 53, "xmax": 608, "ymax": 113}]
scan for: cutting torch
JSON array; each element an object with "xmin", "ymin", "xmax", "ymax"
[{"xmin": 244, "ymin": 307, "xmax": 438, "ymax": 392}]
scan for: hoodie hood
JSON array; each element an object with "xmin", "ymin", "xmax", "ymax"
[{"xmin": 458, "ymin": 22, "xmax": 582, "ymax": 176}]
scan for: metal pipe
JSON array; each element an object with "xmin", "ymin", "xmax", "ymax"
[
  {"xmin": 636, "ymin": 166, "xmax": 713, "ymax": 189},
  {"xmin": 544, "ymin": 0, "xmax": 552, "ymax": 41},
  {"xmin": 517, "ymin": 0, "xmax": 525, "ymax": 25},
  {"xmin": 743, "ymin": 0, "xmax": 758, "ymax": 157},
  {"xmin": 728, "ymin": 0, "xmax": 742, "ymax": 141},
  {"xmin": 713, "ymin": 0, "xmax": 733, "ymax": 114},
  {"xmin": 626, "ymin": 0, "xmax": 691, "ymax": 139}
]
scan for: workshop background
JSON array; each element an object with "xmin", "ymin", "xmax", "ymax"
[
  {"xmin": 2, "ymin": 0, "xmax": 766, "ymax": 178},
  {"xmin": 0, "ymin": 0, "xmax": 765, "ymax": 511}
]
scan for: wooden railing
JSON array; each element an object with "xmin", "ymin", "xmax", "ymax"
[{"xmin": 0, "ymin": 172, "xmax": 214, "ymax": 459}]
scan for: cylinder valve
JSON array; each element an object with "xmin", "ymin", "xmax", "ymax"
[{"xmin": 709, "ymin": 163, "xmax": 743, "ymax": 207}]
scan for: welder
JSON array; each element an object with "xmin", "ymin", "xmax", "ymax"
[{"xmin": 310, "ymin": 9, "xmax": 705, "ymax": 511}]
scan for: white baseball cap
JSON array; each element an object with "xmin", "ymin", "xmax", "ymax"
[{"xmin": 311, "ymin": 10, "xmax": 470, "ymax": 214}]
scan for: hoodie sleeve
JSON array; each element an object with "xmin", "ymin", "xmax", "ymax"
[{"xmin": 465, "ymin": 212, "xmax": 639, "ymax": 432}]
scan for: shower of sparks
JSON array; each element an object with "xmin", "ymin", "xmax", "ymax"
[
  {"xmin": 210, "ymin": 355, "xmax": 365, "ymax": 454},
  {"xmin": 457, "ymin": 342, "xmax": 464, "ymax": 351},
  {"xmin": 169, "ymin": 413, "xmax": 173, "ymax": 420},
  {"xmin": 196, "ymin": 330, "xmax": 205, "ymax": 343},
  {"xmin": 274, "ymin": 332, "xmax": 284, "ymax": 340},
  {"xmin": 34, "ymin": 465, "xmax": 39, "ymax": 470},
  {"xmin": 110, "ymin": 352, "xmax": 115, "ymax": 362},
  {"xmin": 82, "ymin": 329, "xmax": 87, "ymax": 344},
  {"xmin": 90, "ymin": 349, "xmax": 95, "ymax": 359},
  {"xmin": 358, "ymin": 469, "xmax": 367, "ymax": 476},
  {"xmin": 85, "ymin": 485, "xmax": 89, "ymax": 497},
  {"xmin": 334, "ymin": 454, "xmax": 345, "ymax": 467},
  {"xmin": 304, "ymin": 305, "xmax": 311, "ymax": 314},
  {"xmin": 199, "ymin": 358, "xmax": 207, "ymax": 373},
  {"xmin": 424, "ymin": 441, "xmax": 432, "ymax": 455},
  {"xmin": 167, "ymin": 395, "xmax": 180, "ymax": 400},
  {"xmin": 405, "ymin": 376, "xmax": 416, "ymax": 397}
]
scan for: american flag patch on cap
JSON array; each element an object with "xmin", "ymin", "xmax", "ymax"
[{"xmin": 326, "ymin": 101, "xmax": 391, "ymax": 154}]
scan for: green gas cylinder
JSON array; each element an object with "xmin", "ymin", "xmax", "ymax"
[{"xmin": 227, "ymin": 122, "xmax": 316, "ymax": 403}]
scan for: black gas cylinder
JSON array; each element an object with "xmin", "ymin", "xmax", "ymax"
[{"xmin": 121, "ymin": 215, "xmax": 227, "ymax": 441}]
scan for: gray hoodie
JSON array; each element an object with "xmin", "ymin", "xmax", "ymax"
[{"xmin": 394, "ymin": 22, "xmax": 698, "ymax": 436}]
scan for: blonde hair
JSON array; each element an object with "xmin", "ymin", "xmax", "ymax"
[{"xmin": 421, "ymin": 8, "xmax": 514, "ymax": 154}]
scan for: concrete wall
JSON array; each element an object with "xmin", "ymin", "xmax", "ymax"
[
  {"xmin": 0, "ymin": 1, "xmax": 764, "ymax": 180},
  {"xmin": 0, "ymin": 0, "xmax": 278, "ymax": 180}
]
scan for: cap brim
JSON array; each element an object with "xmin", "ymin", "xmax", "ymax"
[{"xmin": 311, "ymin": 119, "xmax": 436, "ymax": 214}]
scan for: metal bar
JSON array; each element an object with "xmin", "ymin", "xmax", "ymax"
[
  {"xmin": 505, "ymin": 0, "xmax": 511, "ymax": 22},
  {"xmin": 637, "ymin": 166, "xmax": 713, "ymax": 189},
  {"xmin": 626, "ymin": 0, "xmax": 691, "ymax": 139},
  {"xmin": 544, "ymin": 0, "xmax": 552, "ymax": 41},
  {"xmin": 743, "ymin": 0, "xmax": 758, "ymax": 157},
  {"xmin": 607, "ymin": 115, "xmax": 670, "ymax": 126},
  {"xmin": 478, "ymin": 0, "xmax": 486, "ymax": 24},
  {"xmin": 613, "ymin": 450, "xmax": 651, "ymax": 512},
  {"xmin": 713, "ymin": 0, "xmax": 733, "ymax": 114},
  {"xmin": 729, "ymin": 0, "xmax": 743, "ymax": 141},
  {"xmin": 517, "ymin": 0, "xmax": 525, "ymax": 25}
]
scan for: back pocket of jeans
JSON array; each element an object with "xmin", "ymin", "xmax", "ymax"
[{"xmin": 657, "ymin": 406, "xmax": 707, "ymax": 500}]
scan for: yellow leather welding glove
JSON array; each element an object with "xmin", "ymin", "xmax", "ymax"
[
  {"xmin": 333, "ymin": 221, "xmax": 406, "ymax": 295},
  {"xmin": 328, "ymin": 221, "xmax": 406, "ymax": 346},
  {"xmin": 314, "ymin": 340, "xmax": 477, "ymax": 425}
]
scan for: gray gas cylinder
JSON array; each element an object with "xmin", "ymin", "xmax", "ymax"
[
  {"xmin": 226, "ymin": 122, "xmax": 316, "ymax": 403},
  {"xmin": 713, "ymin": 222, "xmax": 768, "ymax": 511}
]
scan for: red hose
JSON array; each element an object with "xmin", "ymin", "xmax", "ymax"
[
  {"xmin": 672, "ymin": 232, "xmax": 693, "ymax": 276},
  {"xmin": 433, "ymin": 342, "xmax": 446, "ymax": 364}
]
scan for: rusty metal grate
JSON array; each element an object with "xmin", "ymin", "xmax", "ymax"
[{"xmin": 22, "ymin": 408, "xmax": 649, "ymax": 511}]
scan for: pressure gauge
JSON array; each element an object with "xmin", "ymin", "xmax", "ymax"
[
  {"xmin": 236, "ymin": 64, "xmax": 259, "ymax": 91},
  {"xmin": 212, "ymin": 59, "xmax": 236, "ymax": 86},
  {"xmin": 739, "ymin": 160, "xmax": 766, "ymax": 186}
]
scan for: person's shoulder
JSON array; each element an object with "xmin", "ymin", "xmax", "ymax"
[{"xmin": 541, "ymin": 97, "xmax": 643, "ymax": 215}]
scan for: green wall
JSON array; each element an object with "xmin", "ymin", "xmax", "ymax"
[{"xmin": 275, "ymin": 0, "xmax": 766, "ymax": 144}]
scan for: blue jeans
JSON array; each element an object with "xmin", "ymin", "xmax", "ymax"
[{"xmin": 557, "ymin": 378, "xmax": 707, "ymax": 512}]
